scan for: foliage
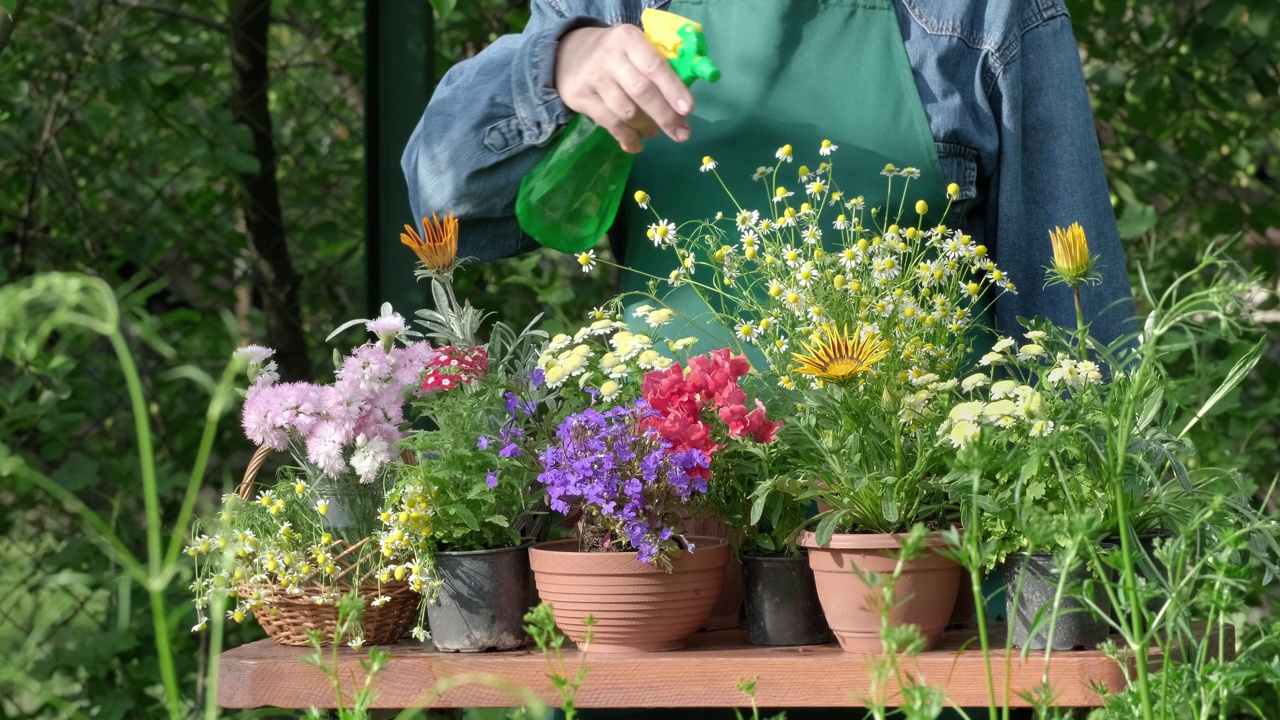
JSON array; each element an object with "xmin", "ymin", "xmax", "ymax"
[{"xmin": 523, "ymin": 602, "xmax": 593, "ymax": 720}]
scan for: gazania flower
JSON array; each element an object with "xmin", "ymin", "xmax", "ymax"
[
  {"xmin": 792, "ymin": 324, "xmax": 890, "ymax": 382},
  {"xmin": 401, "ymin": 212, "xmax": 458, "ymax": 272},
  {"xmin": 1049, "ymin": 222, "xmax": 1093, "ymax": 283}
]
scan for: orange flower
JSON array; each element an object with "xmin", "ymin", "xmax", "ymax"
[{"xmin": 401, "ymin": 213, "xmax": 458, "ymax": 272}]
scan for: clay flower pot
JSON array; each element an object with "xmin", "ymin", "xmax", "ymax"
[
  {"xmin": 799, "ymin": 531, "xmax": 961, "ymax": 653},
  {"xmin": 529, "ymin": 536, "xmax": 728, "ymax": 653},
  {"xmin": 679, "ymin": 508, "xmax": 743, "ymax": 630}
]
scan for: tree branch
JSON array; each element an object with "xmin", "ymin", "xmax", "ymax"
[{"xmin": 0, "ymin": 0, "xmax": 31, "ymax": 59}]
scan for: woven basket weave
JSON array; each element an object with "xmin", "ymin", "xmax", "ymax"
[{"xmin": 236, "ymin": 445, "xmax": 420, "ymax": 646}]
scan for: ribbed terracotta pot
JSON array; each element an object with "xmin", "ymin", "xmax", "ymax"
[
  {"xmin": 799, "ymin": 530, "xmax": 961, "ymax": 653},
  {"xmin": 529, "ymin": 536, "xmax": 728, "ymax": 653}
]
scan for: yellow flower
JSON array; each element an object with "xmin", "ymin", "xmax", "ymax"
[
  {"xmin": 791, "ymin": 324, "xmax": 890, "ymax": 382},
  {"xmin": 915, "ymin": 200, "xmax": 929, "ymax": 215},
  {"xmin": 947, "ymin": 182, "xmax": 960, "ymax": 198},
  {"xmin": 400, "ymin": 212, "xmax": 458, "ymax": 272},
  {"xmin": 1049, "ymin": 222, "xmax": 1092, "ymax": 282},
  {"xmin": 634, "ymin": 190, "xmax": 650, "ymax": 208},
  {"xmin": 599, "ymin": 380, "xmax": 621, "ymax": 401}
]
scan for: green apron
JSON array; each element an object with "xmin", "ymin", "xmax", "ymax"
[{"xmin": 622, "ymin": 0, "xmax": 947, "ymax": 353}]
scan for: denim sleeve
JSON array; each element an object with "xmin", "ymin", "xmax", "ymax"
[
  {"xmin": 985, "ymin": 14, "xmax": 1135, "ymax": 348},
  {"xmin": 400, "ymin": 3, "xmax": 609, "ymax": 263}
]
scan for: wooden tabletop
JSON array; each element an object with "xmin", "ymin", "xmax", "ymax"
[{"xmin": 219, "ymin": 625, "xmax": 1131, "ymax": 710}]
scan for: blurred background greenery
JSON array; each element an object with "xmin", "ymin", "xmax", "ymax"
[{"xmin": 0, "ymin": 0, "xmax": 1277, "ymax": 717}]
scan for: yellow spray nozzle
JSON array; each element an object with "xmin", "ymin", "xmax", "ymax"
[{"xmin": 640, "ymin": 9, "xmax": 720, "ymax": 86}]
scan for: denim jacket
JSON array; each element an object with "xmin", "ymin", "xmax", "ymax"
[{"xmin": 402, "ymin": 0, "xmax": 1135, "ymax": 346}]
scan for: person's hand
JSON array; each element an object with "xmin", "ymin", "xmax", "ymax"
[{"xmin": 554, "ymin": 24, "xmax": 694, "ymax": 153}]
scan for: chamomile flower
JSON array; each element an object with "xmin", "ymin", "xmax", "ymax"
[
  {"xmin": 735, "ymin": 209, "xmax": 760, "ymax": 232},
  {"xmin": 805, "ymin": 179, "xmax": 826, "ymax": 197},
  {"xmin": 833, "ymin": 214, "xmax": 850, "ymax": 230},
  {"xmin": 740, "ymin": 229, "xmax": 759, "ymax": 248},
  {"xmin": 735, "ymin": 322, "xmax": 758, "ymax": 343},
  {"xmin": 776, "ymin": 144, "xmax": 793, "ymax": 162},
  {"xmin": 1029, "ymin": 419, "xmax": 1056, "ymax": 437},
  {"xmin": 978, "ymin": 351, "xmax": 1004, "ymax": 367},
  {"xmin": 700, "ymin": 156, "xmax": 718, "ymax": 172},
  {"xmin": 779, "ymin": 206, "xmax": 799, "ymax": 227},
  {"xmin": 634, "ymin": 190, "xmax": 650, "ymax": 209},
  {"xmin": 947, "ymin": 420, "xmax": 981, "ymax": 449},
  {"xmin": 577, "ymin": 250, "xmax": 597, "ymax": 272},
  {"xmin": 871, "ymin": 256, "xmax": 900, "ymax": 283},
  {"xmin": 773, "ymin": 186, "xmax": 794, "ymax": 203},
  {"xmin": 782, "ymin": 245, "xmax": 803, "ymax": 267},
  {"xmin": 797, "ymin": 165, "xmax": 812, "ymax": 182},
  {"xmin": 801, "ymin": 227, "xmax": 822, "ymax": 244},
  {"xmin": 315, "ymin": 499, "xmax": 329, "ymax": 516},
  {"xmin": 669, "ymin": 337, "xmax": 698, "ymax": 351},
  {"xmin": 778, "ymin": 374, "xmax": 796, "ymax": 390},
  {"xmin": 961, "ymin": 373, "xmax": 990, "ymax": 392},
  {"xmin": 647, "ymin": 220, "xmax": 677, "ymax": 246},
  {"xmin": 767, "ymin": 279, "xmax": 785, "ymax": 299},
  {"xmin": 819, "ymin": 138, "xmax": 838, "ymax": 156},
  {"xmin": 370, "ymin": 595, "xmax": 391, "ymax": 608},
  {"xmin": 752, "ymin": 166, "xmax": 770, "ymax": 181},
  {"xmin": 880, "ymin": 163, "xmax": 897, "ymax": 177},
  {"xmin": 794, "ymin": 262, "xmax": 817, "ymax": 287},
  {"xmin": 783, "ymin": 289, "xmax": 804, "ymax": 311},
  {"xmin": 1077, "ymin": 360, "xmax": 1103, "ymax": 384},
  {"xmin": 631, "ymin": 304, "xmax": 655, "ymax": 318}
]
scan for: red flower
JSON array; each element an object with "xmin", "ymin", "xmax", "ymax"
[
  {"xmin": 639, "ymin": 350, "xmax": 780, "ymax": 478},
  {"xmin": 422, "ymin": 346, "xmax": 489, "ymax": 392}
]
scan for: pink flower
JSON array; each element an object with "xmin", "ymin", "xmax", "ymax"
[{"xmin": 365, "ymin": 311, "xmax": 407, "ymax": 340}]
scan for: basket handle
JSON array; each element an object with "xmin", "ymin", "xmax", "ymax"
[{"xmin": 237, "ymin": 445, "xmax": 274, "ymax": 502}]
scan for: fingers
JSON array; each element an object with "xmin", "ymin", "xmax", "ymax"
[
  {"xmin": 620, "ymin": 35, "xmax": 693, "ymax": 141},
  {"xmin": 553, "ymin": 24, "xmax": 694, "ymax": 151}
]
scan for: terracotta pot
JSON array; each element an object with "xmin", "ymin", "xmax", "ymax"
[
  {"xmin": 529, "ymin": 535, "xmax": 728, "ymax": 653},
  {"xmin": 799, "ymin": 530, "xmax": 962, "ymax": 653},
  {"xmin": 679, "ymin": 509, "xmax": 743, "ymax": 630}
]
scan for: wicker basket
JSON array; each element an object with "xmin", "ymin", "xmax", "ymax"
[{"xmin": 236, "ymin": 445, "xmax": 421, "ymax": 646}]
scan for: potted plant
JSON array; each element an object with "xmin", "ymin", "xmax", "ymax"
[
  {"xmin": 702, "ymin": 443, "xmax": 831, "ymax": 646},
  {"xmin": 623, "ymin": 143, "xmax": 1015, "ymax": 652},
  {"xmin": 530, "ymin": 341, "xmax": 780, "ymax": 653},
  {"xmin": 381, "ymin": 213, "xmax": 549, "ymax": 652},
  {"xmin": 188, "ymin": 313, "xmax": 435, "ymax": 646}
]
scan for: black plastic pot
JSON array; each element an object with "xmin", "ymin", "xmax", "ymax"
[
  {"xmin": 426, "ymin": 543, "xmax": 531, "ymax": 652},
  {"xmin": 742, "ymin": 554, "xmax": 832, "ymax": 646},
  {"xmin": 1003, "ymin": 551, "xmax": 1112, "ymax": 651}
]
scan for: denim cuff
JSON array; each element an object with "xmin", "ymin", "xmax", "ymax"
[{"xmin": 512, "ymin": 14, "xmax": 608, "ymax": 146}]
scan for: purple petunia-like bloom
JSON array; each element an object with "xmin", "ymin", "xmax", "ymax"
[{"xmin": 536, "ymin": 400, "xmax": 707, "ymax": 565}]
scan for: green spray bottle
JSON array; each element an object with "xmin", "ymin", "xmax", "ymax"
[{"xmin": 515, "ymin": 9, "xmax": 720, "ymax": 255}]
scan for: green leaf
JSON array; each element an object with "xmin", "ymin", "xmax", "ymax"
[
  {"xmin": 754, "ymin": 533, "xmax": 775, "ymax": 551},
  {"xmin": 223, "ymin": 151, "xmax": 261, "ymax": 175},
  {"xmin": 815, "ymin": 510, "xmax": 844, "ymax": 547},
  {"xmin": 749, "ymin": 486, "xmax": 769, "ymax": 525},
  {"xmin": 485, "ymin": 515, "xmax": 509, "ymax": 528},
  {"xmin": 447, "ymin": 505, "xmax": 480, "ymax": 532},
  {"xmin": 1180, "ymin": 338, "xmax": 1264, "ymax": 438},
  {"xmin": 1025, "ymin": 480, "xmax": 1046, "ymax": 502}
]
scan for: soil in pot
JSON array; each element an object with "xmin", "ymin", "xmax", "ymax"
[
  {"xmin": 426, "ymin": 543, "xmax": 531, "ymax": 652},
  {"xmin": 800, "ymin": 531, "xmax": 961, "ymax": 653},
  {"xmin": 741, "ymin": 553, "xmax": 832, "ymax": 646},
  {"xmin": 1003, "ymin": 551, "xmax": 1112, "ymax": 651},
  {"xmin": 529, "ymin": 535, "xmax": 728, "ymax": 653}
]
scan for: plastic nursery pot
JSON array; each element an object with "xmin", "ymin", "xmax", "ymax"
[
  {"xmin": 426, "ymin": 543, "xmax": 531, "ymax": 653},
  {"xmin": 741, "ymin": 553, "xmax": 832, "ymax": 646},
  {"xmin": 799, "ymin": 531, "xmax": 962, "ymax": 653},
  {"xmin": 529, "ymin": 535, "xmax": 728, "ymax": 653},
  {"xmin": 1003, "ymin": 550, "xmax": 1112, "ymax": 651}
]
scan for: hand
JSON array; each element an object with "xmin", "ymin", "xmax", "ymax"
[{"xmin": 554, "ymin": 24, "xmax": 694, "ymax": 153}]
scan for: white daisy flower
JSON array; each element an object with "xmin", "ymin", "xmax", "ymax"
[
  {"xmin": 819, "ymin": 139, "xmax": 838, "ymax": 156},
  {"xmin": 751, "ymin": 166, "xmax": 770, "ymax": 181},
  {"xmin": 700, "ymin": 155, "xmax": 717, "ymax": 172},
  {"xmin": 961, "ymin": 373, "xmax": 990, "ymax": 392},
  {"xmin": 735, "ymin": 322, "xmax": 757, "ymax": 343},
  {"xmin": 577, "ymin": 250, "xmax": 597, "ymax": 273},
  {"xmin": 1018, "ymin": 344, "xmax": 1046, "ymax": 360},
  {"xmin": 735, "ymin": 209, "xmax": 760, "ymax": 232},
  {"xmin": 773, "ymin": 186, "xmax": 794, "ymax": 203},
  {"xmin": 801, "ymin": 227, "xmax": 822, "ymax": 245},
  {"xmin": 776, "ymin": 144, "xmax": 793, "ymax": 162},
  {"xmin": 794, "ymin": 262, "xmax": 817, "ymax": 287}
]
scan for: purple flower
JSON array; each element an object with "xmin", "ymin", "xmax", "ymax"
[
  {"xmin": 528, "ymin": 368, "xmax": 545, "ymax": 388},
  {"xmin": 534, "ymin": 399, "xmax": 709, "ymax": 567},
  {"xmin": 477, "ymin": 435, "xmax": 490, "ymax": 450},
  {"xmin": 485, "ymin": 469, "xmax": 499, "ymax": 489},
  {"xmin": 499, "ymin": 443, "xmax": 522, "ymax": 459}
]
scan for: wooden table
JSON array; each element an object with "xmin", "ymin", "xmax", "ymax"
[{"xmin": 219, "ymin": 625, "xmax": 1130, "ymax": 710}]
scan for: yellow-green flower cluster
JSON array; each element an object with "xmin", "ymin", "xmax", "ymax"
[{"xmin": 535, "ymin": 304, "xmax": 698, "ymax": 402}]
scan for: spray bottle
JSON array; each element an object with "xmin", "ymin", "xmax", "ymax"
[{"xmin": 515, "ymin": 9, "xmax": 720, "ymax": 255}]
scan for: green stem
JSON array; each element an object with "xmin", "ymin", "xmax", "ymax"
[
  {"xmin": 1113, "ymin": 485, "xmax": 1154, "ymax": 720},
  {"xmin": 109, "ymin": 331, "xmax": 183, "ymax": 720},
  {"xmin": 967, "ymin": 473, "xmax": 998, "ymax": 720},
  {"xmin": 164, "ymin": 361, "xmax": 240, "ymax": 568}
]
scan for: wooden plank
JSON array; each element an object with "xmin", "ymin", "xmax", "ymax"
[{"xmin": 219, "ymin": 626, "xmax": 1132, "ymax": 709}]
